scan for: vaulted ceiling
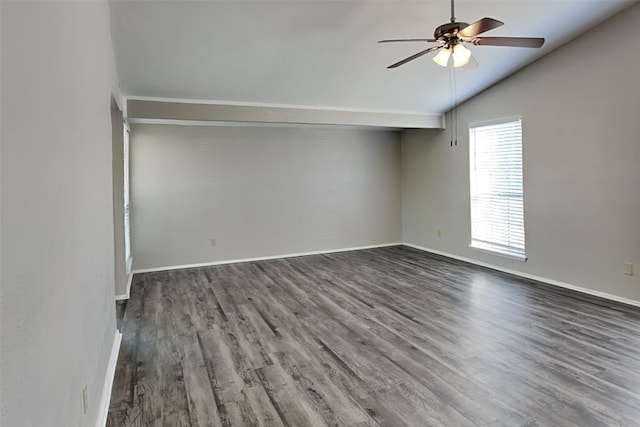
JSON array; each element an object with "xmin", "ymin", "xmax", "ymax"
[{"xmin": 110, "ymin": 1, "xmax": 634, "ymax": 116}]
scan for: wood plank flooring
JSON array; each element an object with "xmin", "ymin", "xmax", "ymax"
[{"xmin": 107, "ymin": 246, "xmax": 640, "ymax": 426}]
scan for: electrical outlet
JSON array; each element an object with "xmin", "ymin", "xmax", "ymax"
[
  {"xmin": 82, "ymin": 383, "xmax": 88, "ymax": 415},
  {"xmin": 624, "ymin": 262, "xmax": 633, "ymax": 276},
  {"xmin": 437, "ymin": 229, "xmax": 442, "ymax": 238},
  {"xmin": 209, "ymin": 238, "xmax": 216, "ymax": 247}
]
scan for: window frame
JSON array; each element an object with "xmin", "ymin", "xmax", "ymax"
[
  {"xmin": 123, "ymin": 122, "xmax": 132, "ymax": 272},
  {"xmin": 468, "ymin": 117, "xmax": 527, "ymax": 262}
]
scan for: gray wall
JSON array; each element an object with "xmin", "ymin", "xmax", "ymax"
[
  {"xmin": 1, "ymin": 2, "xmax": 119, "ymax": 426},
  {"xmin": 131, "ymin": 124, "xmax": 402, "ymax": 270},
  {"xmin": 401, "ymin": 4, "xmax": 640, "ymax": 302}
]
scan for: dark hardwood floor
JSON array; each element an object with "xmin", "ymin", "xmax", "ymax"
[{"xmin": 107, "ymin": 246, "xmax": 640, "ymax": 426}]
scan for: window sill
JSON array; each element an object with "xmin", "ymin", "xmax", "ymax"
[{"xmin": 469, "ymin": 244, "xmax": 527, "ymax": 262}]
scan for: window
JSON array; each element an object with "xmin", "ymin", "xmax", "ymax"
[
  {"xmin": 469, "ymin": 118, "xmax": 526, "ymax": 261},
  {"xmin": 123, "ymin": 123, "xmax": 132, "ymax": 270}
]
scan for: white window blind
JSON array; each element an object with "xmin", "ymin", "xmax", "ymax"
[{"xmin": 469, "ymin": 118, "xmax": 526, "ymax": 260}]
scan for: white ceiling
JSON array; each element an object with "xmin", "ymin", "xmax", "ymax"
[{"xmin": 110, "ymin": 0, "xmax": 634, "ymax": 116}]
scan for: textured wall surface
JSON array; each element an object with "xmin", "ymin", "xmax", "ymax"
[
  {"xmin": 1, "ymin": 2, "xmax": 119, "ymax": 426},
  {"xmin": 131, "ymin": 124, "xmax": 402, "ymax": 270}
]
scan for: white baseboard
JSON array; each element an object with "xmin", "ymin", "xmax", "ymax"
[
  {"xmin": 403, "ymin": 243, "xmax": 640, "ymax": 309},
  {"xmin": 115, "ymin": 272, "xmax": 135, "ymax": 301},
  {"xmin": 96, "ymin": 330, "xmax": 122, "ymax": 427},
  {"xmin": 132, "ymin": 242, "xmax": 403, "ymax": 274},
  {"xmin": 125, "ymin": 256, "xmax": 133, "ymax": 275}
]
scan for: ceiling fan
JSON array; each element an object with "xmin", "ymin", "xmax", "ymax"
[{"xmin": 379, "ymin": 0, "xmax": 545, "ymax": 69}]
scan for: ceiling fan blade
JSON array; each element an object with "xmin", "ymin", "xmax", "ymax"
[
  {"xmin": 387, "ymin": 45, "xmax": 441, "ymax": 69},
  {"xmin": 472, "ymin": 37, "xmax": 545, "ymax": 48},
  {"xmin": 378, "ymin": 38, "xmax": 437, "ymax": 43},
  {"xmin": 458, "ymin": 17, "xmax": 504, "ymax": 38}
]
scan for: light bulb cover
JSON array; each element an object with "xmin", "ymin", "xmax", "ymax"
[
  {"xmin": 452, "ymin": 44, "xmax": 472, "ymax": 68},
  {"xmin": 432, "ymin": 47, "xmax": 451, "ymax": 67}
]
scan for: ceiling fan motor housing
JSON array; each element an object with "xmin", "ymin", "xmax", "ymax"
[{"xmin": 434, "ymin": 22, "xmax": 469, "ymax": 42}]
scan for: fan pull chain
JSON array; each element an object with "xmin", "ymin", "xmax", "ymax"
[
  {"xmin": 448, "ymin": 63, "xmax": 459, "ymax": 147},
  {"xmin": 449, "ymin": 63, "xmax": 454, "ymax": 146},
  {"xmin": 453, "ymin": 66, "xmax": 458, "ymax": 146}
]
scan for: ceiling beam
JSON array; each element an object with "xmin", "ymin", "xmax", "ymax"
[{"xmin": 126, "ymin": 98, "xmax": 444, "ymax": 130}]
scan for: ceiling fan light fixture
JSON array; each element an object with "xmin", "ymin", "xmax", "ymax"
[
  {"xmin": 433, "ymin": 47, "xmax": 451, "ymax": 67},
  {"xmin": 379, "ymin": 0, "xmax": 544, "ymax": 69},
  {"xmin": 452, "ymin": 43, "xmax": 472, "ymax": 67}
]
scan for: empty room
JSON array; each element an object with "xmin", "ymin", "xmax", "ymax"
[{"xmin": 2, "ymin": 1, "xmax": 640, "ymax": 426}]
